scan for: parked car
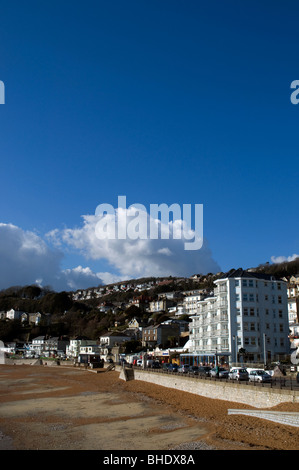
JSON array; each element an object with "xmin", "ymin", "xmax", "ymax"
[
  {"xmin": 210, "ymin": 367, "xmax": 229, "ymax": 378},
  {"xmin": 167, "ymin": 363, "xmax": 179, "ymax": 372},
  {"xmin": 150, "ymin": 361, "xmax": 161, "ymax": 369},
  {"xmin": 229, "ymin": 368, "xmax": 249, "ymax": 381},
  {"xmin": 178, "ymin": 364, "xmax": 190, "ymax": 374},
  {"xmin": 188, "ymin": 366, "xmax": 200, "ymax": 375},
  {"xmin": 197, "ymin": 366, "xmax": 212, "ymax": 377},
  {"xmin": 136, "ymin": 359, "xmax": 143, "ymax": 366},
  {"xmin": 248, "ymin": 369, "xmax": 272, "ymax": 383}
]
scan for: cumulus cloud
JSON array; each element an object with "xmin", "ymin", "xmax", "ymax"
[
  {"xmin": 0, "ymin": 223, "xmax": 63, "ymax": 290},
  {"xmin": 47, "ymin": 209, "xmax": 221, "ymax": 280},
  {"xmin": 271, "ymin": 254, "xmax": 299, "ymax": 264},
  {"xmin": 59, "ymin": 266, "xmax": 121, "ymax": 289},
  {"xmin": 0, "ymin": 223, "xmax": 107, "ymax": 291},
  {"xmin": 0, "ymin": 209, "xmax": 220, "ymax": 292}
]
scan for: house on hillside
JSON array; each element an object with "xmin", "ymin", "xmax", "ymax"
[
  {"xmin": 148, "ymin": 298, "xmax": 176, "ymax": 313},
  {"xmin": 99, "ymin": 331, "xmax": 130, "ymax": 348},
  {"xmin": 142, "ymin": 323, "xmax": 180, "ymax": 349},
  {"xmin": 6, "ymin": 309, "xmax": 25, "ymax": 320}
]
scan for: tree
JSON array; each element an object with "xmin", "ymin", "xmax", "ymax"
[{"xmin": 121, "ymin": 339, "xmax": 142, "ymax": 354}]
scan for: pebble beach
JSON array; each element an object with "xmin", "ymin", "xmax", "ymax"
[{"xmin": 0, "ymin": 364, "xmax": 298, "ymax": 451}]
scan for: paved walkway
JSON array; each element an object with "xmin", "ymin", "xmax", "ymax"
[{"xmin": 228, "ymin": 409, "xmax": 299, "ymax": 427}]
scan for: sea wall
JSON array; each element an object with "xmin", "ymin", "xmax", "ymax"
[{"xmin": 120, "ymin": 368, "xmax": 299, "ymax": 409}]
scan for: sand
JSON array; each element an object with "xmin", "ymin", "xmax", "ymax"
[{"xmin": 0, "ymin": 364, "xmax": 298, "ymax": 451}]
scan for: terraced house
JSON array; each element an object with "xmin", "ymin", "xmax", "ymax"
[{"xmin": 187, "ymin": 269, "xmax": 290, "ymax": 366}]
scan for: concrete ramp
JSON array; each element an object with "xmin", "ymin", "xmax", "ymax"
[
  {"xmin": 119, "ymin": 367, "xmax": 135, "ymax": 381},
  {"xmin": 228, "ymin": 409, "xmax": 299, "ymax": 427},
  {"xmin": 0, "ymin": 340, "xmax": 6, "ymax": 364}
]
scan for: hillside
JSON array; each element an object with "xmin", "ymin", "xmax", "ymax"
[{"xmin": 0, "ymin": 258, "xmax": 297, "ymax": 343}]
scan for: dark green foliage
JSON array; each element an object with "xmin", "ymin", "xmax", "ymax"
[{"xmin": 0, "ymin": 258, "xmax": 297, "ymax": 343}]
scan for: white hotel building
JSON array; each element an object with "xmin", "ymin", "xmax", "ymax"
[{"xmin": 185, "ymin": 269, "xmax": 290, "ymax": 366}]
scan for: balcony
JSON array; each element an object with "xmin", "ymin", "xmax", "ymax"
[
  {"xmin": 217, "ymin": 300, "xmax": 228, "ymax": 308},
  {"xmin": 215, "ymin": 285, "xmax": 227, "ymax": 294}
]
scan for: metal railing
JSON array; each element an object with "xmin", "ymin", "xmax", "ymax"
[{"xmin": 130, "ymin": 365, "xmax": 299, "ymax": 391}]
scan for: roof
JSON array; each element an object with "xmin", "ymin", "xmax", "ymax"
[
  {"xmin": 100, "ymin": 331, "xmax": 129, "ymax": 337},
  {"xmin": 217, "ymin": 268, "xmax": 284, "ymax": 282}
]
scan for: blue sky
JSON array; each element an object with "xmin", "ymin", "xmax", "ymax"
[{"xmin": 0, "ymin": 1, "xmax": 298, "ymax": 290}]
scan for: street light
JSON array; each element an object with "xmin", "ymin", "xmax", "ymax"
[
  {"xmin": 263, "ymin": 333, "xmax": 267, "ymax": 368},
  {"xmin": 233, "ymin": 335, "xmax": 238, "ymax": 365}
]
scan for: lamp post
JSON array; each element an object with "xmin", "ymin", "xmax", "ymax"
[
  {"xmin": 263, "ymin": 333, "xmax": 267, "ymax": 368},
  {"xmin": 233, "ymin": 335, "xmax": 238, "ymax": 365}
]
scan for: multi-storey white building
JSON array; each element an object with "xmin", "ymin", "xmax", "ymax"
[
  {"xmin": 186, "ymin": 269, "xmax": 289, "ymax": 366},
  {"xmin": 183, "ymin": 292, "xmax": 207, "ymax": 315}
]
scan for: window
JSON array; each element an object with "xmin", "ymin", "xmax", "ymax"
[
  {"xmin": 242, "ymin": 280, "xmax": 247, "ymax": 287},
  {"xmin": 249, "ymin": 294, "xmax": 254, "ymax": 302},
  {"xmin": 235, "ymin": 280, "xmax": 240, "ymax": 286},
  {"xmin": 249, "ymin": 280, "xmax": 254, "ymax": 287},
  {"xmin": 243, "ymin": 308, "xmax": 248, "ymax": 316},
  {"xmin": 278, "ymin": 296, "xmax": 282, "ymax": 304},
  {"xmin": 250, "ymin": 308, "xmax": 255, "ymax": 316},
  {"xmin": 236, "ymin": 293, "xmax": 240, "ymax": 301},
  {"xmin": 243, "ymin": 293, "xmax": 248, "ymax": 302},
  {"xmin": 265, "ymin": 295, "xmax": 268, "ymax": 301},
  {"xmin": 250, "ymin": 323, "xmax": 255, "ymax": 331}
]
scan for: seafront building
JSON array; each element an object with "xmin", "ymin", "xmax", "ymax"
[{"xmin": 184, "ymin": 269, "xmax": 290, "ymax": 366}]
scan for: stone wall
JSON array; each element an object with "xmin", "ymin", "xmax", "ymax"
[{"xmin": 126, "ymin": 369, "xmax": 299, "ymax": 408}]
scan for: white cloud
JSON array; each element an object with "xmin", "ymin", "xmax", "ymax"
[
  {"xmin": 0, "ymin": 223, "xmax": 63, "ymax": 290},
  {"xmin": 0, "ymin": 223, "xmax": 106, "ymax": 291},
  {"xmin": 48, "ymin": 210, "xmax": 221, "ymax": 280},
  {"xmin": 271, "ymin": 254, "xmax": 299, "ymax": 264},
  {"xmin": 60, "ymin": 266, "xmax": 121, "ymax": 290},
  {"xmin": 0, "ymin": 212, "xmax": 221, "ymax": 292}
]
